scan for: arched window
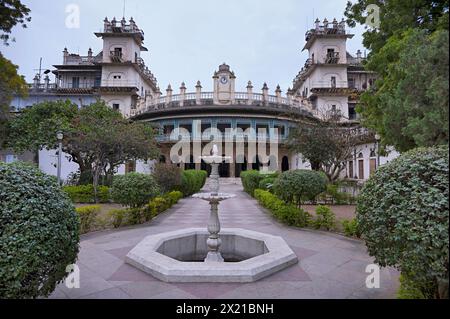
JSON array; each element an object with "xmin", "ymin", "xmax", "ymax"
[{"xmin": 282, "ymin": 156, "xmax": 289, "ymax": 172}]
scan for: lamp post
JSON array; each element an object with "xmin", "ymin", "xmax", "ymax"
[
  {"xmin": 374, "ymin": 133, "xmax": 381, "ymax": 169},
  {"xmin": 56, "ymin": 131, "xmax": 63, "ymax": 186}
]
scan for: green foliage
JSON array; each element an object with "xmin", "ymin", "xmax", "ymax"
[
  {"xmin": 342, "ymin": 218, "xmax": 361, "ymax": 238},
  {"xmin": 313, "ymin": 205, "xmax": 336, "ymax": 231},
  {"xmin": 397, "ymin": 273, "xmax": 432, "ymax": 299},
  {"xmin": 0, "ymin": 162, "xmax": 79, "ymax": 299},
  {"xmin": 273, "ymin": 170, "xmax": 328, "ymax": 206},
  {"xmin": 108, "ymin": 209, "xmax": 126, "ymax": 228},
  {"xmin": 357, "ymin": 145, "xmax": 449, "ymax": 298},
  {"xmin": 63, "ymin": 184, "xmax": 110, "ymax": 203},
  {"xmin": 165, "ymin": 191, "xmax": 183, "ymax": 206},
  {"xmin": 241, "ymin": 170, "xmax": 264, "ymax": 196},
  {"xmin": 76, "ymin": 205, "xmax": 100, "ymax": 234},
  {"xmin": 179, "ymin": 170, "xmax": 207, "ymax": 196},
  {"xmin": 345, "ymin": 0, "xmax": 449, "ymax": 152},
  {"xmin": 111, "ymin": 173, "xmax": 160, "ymax": 208},
  {"xmin": 0, "ymin": 0, "xmax": 31, "ymax": 45},
  {"xmin": 254, "ymin": 189, "xmax": 311, "ymax": 227},
  {"xmin": 318, "ymin": 183, "xmax": 356, "ymax": 205},
  {"xmin": 153, "ymin": 163, "xmax": 182, "ymax": 193},
  {"xmin": 0, "ymin": 53, "xmax": 28, "ymax": 145},
  {"xmin": 258, "ymin": 177, "xmax": 276, "ymax": 192}
]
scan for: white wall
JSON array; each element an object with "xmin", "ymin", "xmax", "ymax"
[{"xmin": 38, "ymin": 149, "xmax": 79, "ymax": 181}]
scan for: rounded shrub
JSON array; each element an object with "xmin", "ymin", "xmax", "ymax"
[
  {"xmin": 0, "ymin": 162, "xmax": 80, "ymax": 299},
  {"xmin": 240, "ymin": 170, "xmax": 264, "ymax": 196},
  {"xmin": 273, "ymin": 169, "xmax": 328, "ymax": 206},
  {"xmin": 153, "ymin": 163, "xmax": 182, "ymax": 193},
  {"xmin": 179, "ymin": 170, "xmax": 207, "ymax": 196},
  {"xmin": 357, "ymin": 145, "xmax": 449, "ymax": 299},
  {"xmin": 111, "ymin": 173, "xmax": 160, "ymax": 208}
]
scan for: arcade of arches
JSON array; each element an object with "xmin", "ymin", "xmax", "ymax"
[{"xmin": 157, "ymin": 143, "xmax": 292, "ymax": 178}]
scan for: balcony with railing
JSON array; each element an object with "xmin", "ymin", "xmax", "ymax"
[
  {"xmin": 130, "ymin": 88, "xmax": 312, "ymax": 119},
  {"xmin": 110, "ymin": 51, "xmax": 124, "ymax": 63}
]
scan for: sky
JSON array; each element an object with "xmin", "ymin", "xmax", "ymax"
[{"xmin": 1, "ymin": 0, "xmax": 367, "ymax": 93}]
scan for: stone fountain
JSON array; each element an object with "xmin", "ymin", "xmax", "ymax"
[
  {"xmin": 192, "ymin": 145, "xmax": 235, "ymax": 262},
  {"xmin": 125, "ymin": 144, "xmax": 298, "ymax": 282}
]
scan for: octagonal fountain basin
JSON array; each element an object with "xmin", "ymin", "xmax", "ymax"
[{"xmin": 125, "ymin": 228, "xmax": 298, "ymax": 283}]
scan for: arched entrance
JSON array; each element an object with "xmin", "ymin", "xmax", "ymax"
[
  {"xmin": 252, "ymin": 155, "xmax": 261, "ymax": 171},
  {"xmin": 281, "ymin": 156, "xmax": 289, "ymax": 172},
  {"xmin": 184, "ymin": 155, "xmax": 195, "ymax": 170},
  {"xmin": 219, "ymin": 156, "xmax": 230, "ymax": 178},
  {"xmin": 235, "ymin": 156, "xmax": 247, "ymax": 178}
]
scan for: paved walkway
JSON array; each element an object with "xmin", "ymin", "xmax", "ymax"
[{"xmin": 50, "ymin": 180, "xmax": 400, "ymax": 299}]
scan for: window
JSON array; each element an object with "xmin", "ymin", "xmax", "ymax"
[
  {"xmin": 72, "ymin": 77, "xmax": 80, "ymax": 88},
  {"xmin": 348, "ymin": 78, "xmax": 355, "ymax": 89},
  {"xmin": 5, "ymin": 154, "xmax": 18, "ymax": 163},
  {"xmin": 94, "ymin": 77, "xmax": 101, "ymax": 87},
  {"xmin": 331, "ymin": 76, "xmax": 336, "ymax": 88},
  {"xmin": 349, "ymin": 105, "xmax": 357, "ymax": 120},
  {"xmin": 125, "ymin": 161, "xmax": 136, "ymax": 174},
  {"xmin": 370, "ymin": 159, "xmax": 377, "ymax": 175},
  {"xmin": 163, "ymin": 125, "xmax": 174, "ymax": 135},
  {"xmin": 114, "ymin": 47, "xmax": 122, "ymax": 56},
  {"xmin": 113, "ymin": 75, "xmax": 121, "ymax": 80},
  {"xmin": 331, "ymin": 105, "xmax": 337, "ymax": 112},
  {"xmin": 112, "ymin": 104, "xmax": 120, "ymax": 111},
  {"xmin": 348, "ymin": 161, "xmax": 354, "ymax": 179}
]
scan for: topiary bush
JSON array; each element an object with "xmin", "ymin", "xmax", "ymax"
[
  {"xmin": 273, "ymin": 170, "xmax": 328, "ymax": 206},
  {"xmin": 153, "ymin": 163, "xmax": 182, "ymax": 193},
  {"xmin": 111, "ymin": 173, "xmax": 160, "ymax": 208},
  {"xmin": 357, "ymin": 145, "xmax": 449, "ymax": 299},
  {"xmin": 179, "ymin": 170, "xmax": 207, "ymax": 196},
  {"xmin": 258, "ymin": 177, "xmax": 276, "ymax": 192},
  {"xmin": 241, "ymin": 170, "xmax": 264, "ymax": 196},
  {"xmin": 0, "ymin": 162, "xmax": 80, "ymax": 299}
]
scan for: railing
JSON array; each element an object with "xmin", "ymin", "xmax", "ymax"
[
  {"xmin": 325, "ymin": 52, "xmax": 340, "ymax": 64},
  {"xmin": 100, "ymin": 80, "xmax": 140, "ymax": 87},
  {"xmin": 134, "ymin": 91, "xmax": 312, "ymax": 117},
  {"xmin": 311, "ymin": 81, "xmax": 348, "ymax": 88},
  {"xmin": 110, "ymin": 51, "xmax": 123, "ymax": 63}
]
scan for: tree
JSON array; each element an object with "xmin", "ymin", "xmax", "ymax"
[
  {"xmin": 6, "ymin": 100, "xmax": 159, "ymax": 199},
  {"xmin": 344, "ymin": 0, "xmax": 449, "ymax": 151},
  {"xmin": 0, "ymin": 0, "xmax": 31, "ymax": 45},
  {"xmin": 287, "ymin": 114, "xmax": 372, "ymax": 182},
  {"xmin": 68, "ymin": 102, "xmax": 159, "ymax": 199},
  {"xmin": 357, "ymin": 145, "xmax": 449, "ymax": 299},
  {"xmin": 0, "ymin": 53, "xmax": 28, "ymax": 145}
]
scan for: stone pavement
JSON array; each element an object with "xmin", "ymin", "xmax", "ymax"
[{"xmin": 49, "ymin": 179, "xmax": 400, "ymax": 299}]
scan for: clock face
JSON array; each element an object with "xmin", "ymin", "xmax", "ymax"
[{"xmin": 220, "ymin": 76, "xmax": 228, "ymax": 85}]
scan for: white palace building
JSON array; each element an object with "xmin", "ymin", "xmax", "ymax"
[{"xmin": 4, "ymin": 17, "xmax": 399, "ymax": 182}]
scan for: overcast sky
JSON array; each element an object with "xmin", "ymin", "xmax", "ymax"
[{"xmin": 2, "ymin": 0, "xmax": 366, "ymax": 93}]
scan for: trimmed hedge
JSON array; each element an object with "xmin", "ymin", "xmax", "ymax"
[
  {"xmin": 254, "ymin": 189, "xmax": 311, "ymax": 227},
  {"xmin": 241, "ymin": 171, "xmax": 278, "ymax": 196},
  {"xmin": 153, "ymin": 163, "xmax": 182, "ymax": 193},
  {"xmin": 111, "ymin": 173, "xmax": 160, "ymax": 208},
  {"xmin": 357, "ymin": 145, "xmax": 449, "ymax": 299},
  {"xmin": 110, "ymin": 191, "xmax": 184, "ymax": 228},
  {"xmin": 76, "ymin": 205, "xmax": 100, "ymax": 234},
  {"xmin": 179, "ymin": 170, "xmax": 207, "ymax": 196},
  {"xmin": 0, "ymin": 162, "xmax": 79, "ymax": 299},
  {"xmin": 274, "ymin": 170, "xmax": 328, "ymax": 206},
  {"xmin": 63, "ymin": 184, "xmax": 110, "ymax": 203}
]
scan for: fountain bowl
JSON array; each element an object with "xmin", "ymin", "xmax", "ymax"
[{"xmin": 125, "ymin": 228, "xmax": 298, "ymax": 283}]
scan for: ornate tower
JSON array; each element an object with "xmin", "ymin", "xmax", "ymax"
[{"xmin": 212, "ymin": 63, "xmax": 236, "ymax": 105}]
